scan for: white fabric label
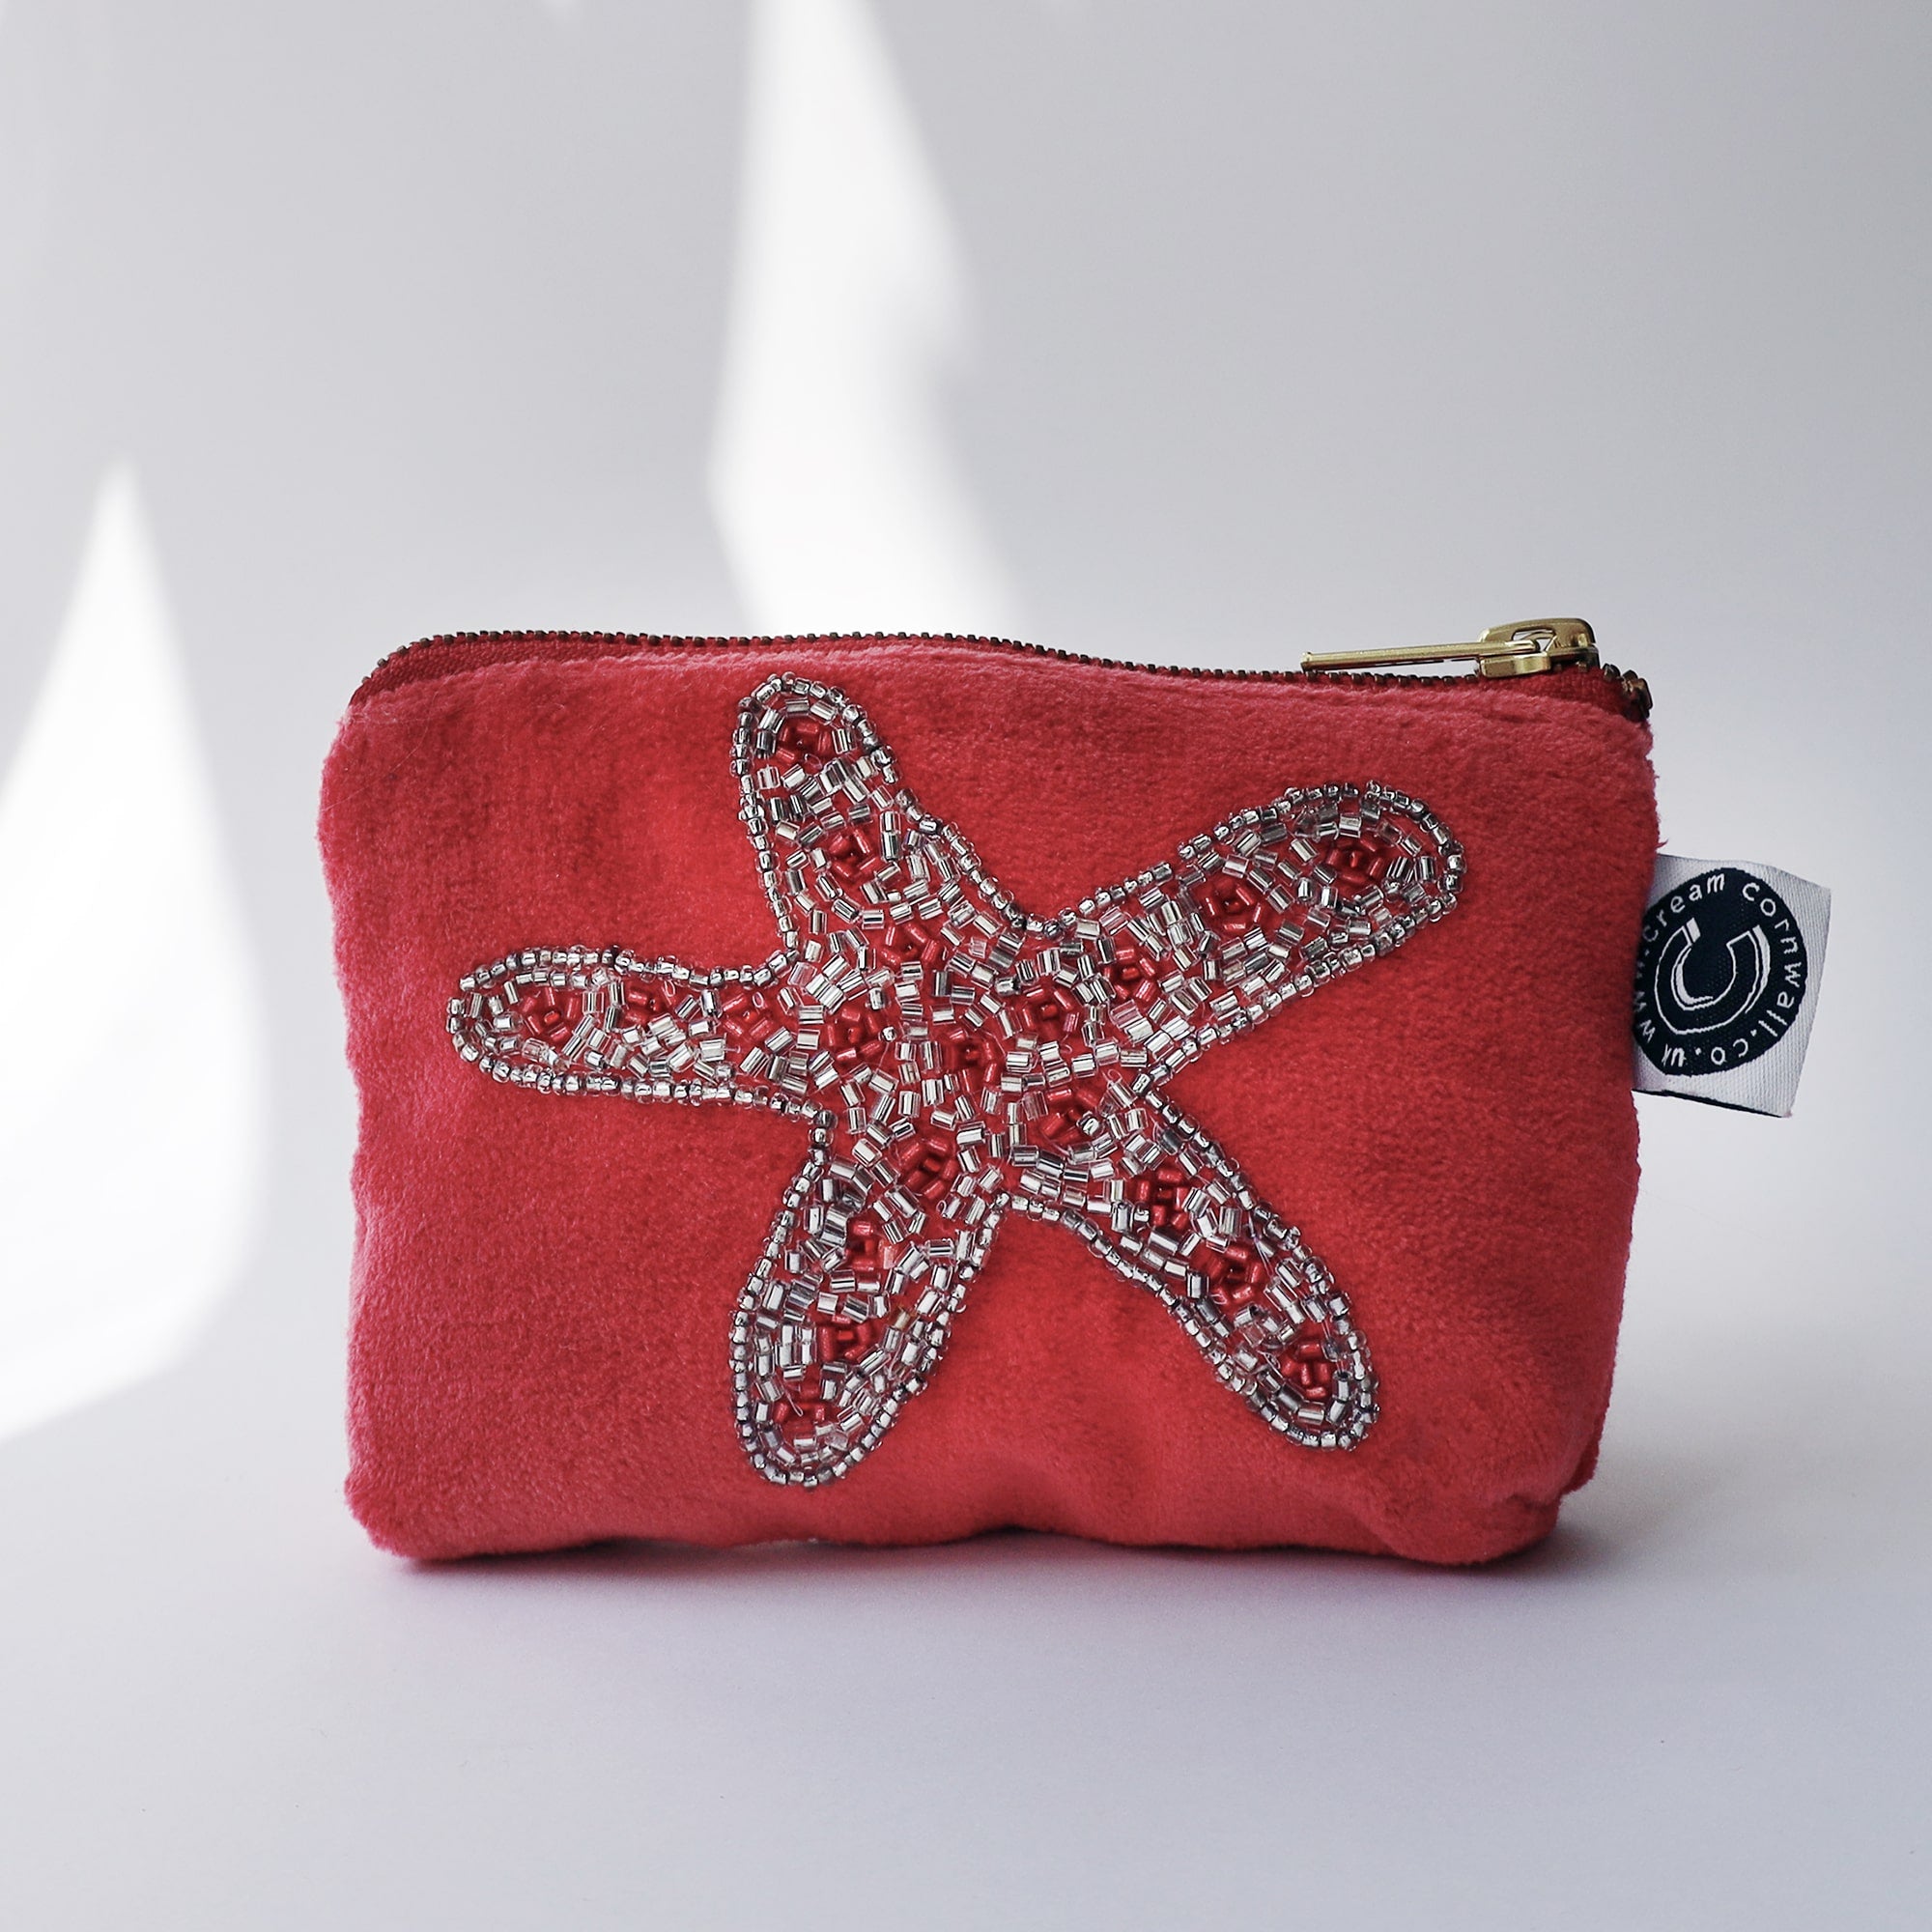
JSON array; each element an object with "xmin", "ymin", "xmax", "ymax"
[{"xmin": 1632, "ymin": 855, "xmax": 1830, "ymax": 1116}]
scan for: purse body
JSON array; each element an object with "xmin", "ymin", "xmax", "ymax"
[{"xmin": 321, "ymin": 633, "xmax": 1657, "ymax": 1564}]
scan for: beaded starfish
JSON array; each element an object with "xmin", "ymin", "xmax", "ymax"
[{"xmin": 449, "ymin": 674, "xmax": 1463, "ymax": 1487}]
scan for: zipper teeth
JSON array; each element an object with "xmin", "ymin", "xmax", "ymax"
[{"xmin": 353, "ymin": 628, "xmax": 1652, "ymax": 721}]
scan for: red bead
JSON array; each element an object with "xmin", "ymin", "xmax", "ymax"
[
  {"xmin": 516, "ymin": 982, "xmax": 582, "ymax": 1046},
  {"xmin": 715, "ymin": 982, "xmax": 783, "ymax": 1047},
  {"xmin": 1317, "ymin": 833, "xmax": 1396, "ymax": 896},
  {"xmin": 843, "ymin": 1212, "xmax": 883, "ymax": 1271},
  {"xmin": 1200, "ymin": 1238, "xmax": 1264, "ymax": 1312},
  {"xmin": 772, "ymin": 714, "xmax": 839, "ymax": 768},
  {"xmin": 818, "ymin": 825, "xmax": 883, "ymax": 885},
  {"xmin": 1193, "ymin": 871, "xmax": 1268, "ymax": 938},
  {"xmin": 1279, "ymin": 1324, "xmax": 1336, "ymax": 1399},
  {"xmin": 895, "ymin": 1128, "xmax": 960, "ymax": 1204},
  {"xmin": 825, "ymin": 997, "xmax": 892, "ymax": 1073},
  {"xmin": 1102, "ymin": 937, "xmax": 1158, "ymax": 1004},
  {"xmin": 1128, "ymin": 1159, "xmax": 1193, "ymax": 1232},
  {"xmin": 816, "ymin": 1318, "xmax": 884, "ymax": 1364},
  {"xmin": 619, "ymin": 978, "xmax": 677, "ymax": 1030},
  {"xmin": 1013, "ymin": 981, "xmax": 1083, "ymax": 1042},
  {"xmin": 1030, "ymin": 1072, "xmax": 1111, "ymax": 1151},
  {"xmin": 933, "ymin": 1020, "xmax": 1000, "ymax": 1091},
  {"xmin": 879, "ymin": 917, "xmax": 946, "ymax": 969},
  {"xmin": 773, "ymin": 1378, "xmax": 837, "ymax": 1442},
  {"xmin": 1031, "ymin": 1098, "xmax": 1087, "ymax": 1150}
]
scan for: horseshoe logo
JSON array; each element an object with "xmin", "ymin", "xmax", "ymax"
[{"xmin": 1654, "ymin": 917, "xmax": 1772, "ymax": 1035}]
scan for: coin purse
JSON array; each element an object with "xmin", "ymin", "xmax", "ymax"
[{"xmin": 320, "ymin": 627, "xmax": 1657, "ymax": 1565}]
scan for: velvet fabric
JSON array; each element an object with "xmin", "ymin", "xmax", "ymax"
[{"xmin": 321, "ymin": 636, "xmax": 1658, "ymax": 1564}]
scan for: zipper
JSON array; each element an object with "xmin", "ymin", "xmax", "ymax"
[
  {"xmin": 354, "ymin": 617, "xmax": 1651, "ymax": 723},
  {"xmin": 1301, "ymin": 617, "xmax": 1600, "ymax": 680}
]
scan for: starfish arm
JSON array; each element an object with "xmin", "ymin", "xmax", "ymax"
[
  {"xmin": 735, "ymin": 676, "xmax": 1016, "ymax": 965},
  {"xmin": 1023, "ymin": 1096, "xmax": 1378, "ymax": 1448},
  {"xmin": 447, "ymin": 947, "xmax": 796, "ymax": 1105},
  {"xmin": 734, "ymin": 1118, "xmax": 1007, "ymax": 1485},
  {"xmin": 1053, "ymin": 781, "xmax": 1463, "ymax": 1078}
]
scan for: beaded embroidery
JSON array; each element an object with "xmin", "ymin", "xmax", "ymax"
[{"xmin": 448, "ymin": 674, "xmax": 1463, "ymax": 1486}]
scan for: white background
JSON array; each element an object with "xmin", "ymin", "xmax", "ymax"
[{"xmin": 1, "ymin": 4, "xmax": 1926, "ymax": 1925}]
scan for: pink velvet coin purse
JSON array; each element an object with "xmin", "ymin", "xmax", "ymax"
[{"xmin": 321, "ymin": 628, "xmax": 1657, "ymax": 1564}]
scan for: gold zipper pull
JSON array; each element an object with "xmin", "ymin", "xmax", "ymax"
[{"xmin": 1301, "ymin": 618, "xmax": 1600, "ymax": 680}]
